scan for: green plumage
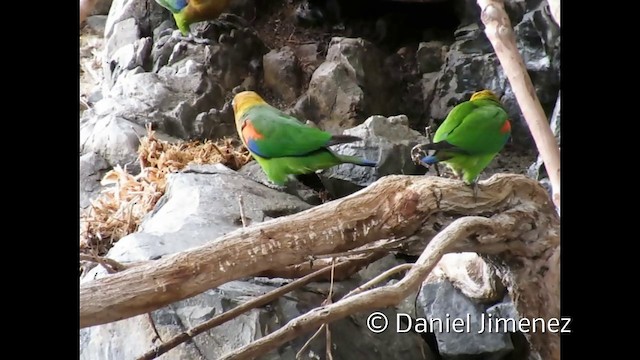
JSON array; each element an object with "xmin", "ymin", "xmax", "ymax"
[
  {"xmin": 154, "ymin": 0, "xmax": 231, "ymax": 36},
  {"xmin": 242, "ymin": 105, "xmax": 334, "ymax": 158},
  {"xmin": 251, "ymin": 150, "xmax": 369, "ymax": 186},
  {"xmin": 233, "ymin": 91, "xmax": 376, "ymax": 186},
  {"xmin": 420, "ymin": 90, "xmax": 511, "ymax": 185}
]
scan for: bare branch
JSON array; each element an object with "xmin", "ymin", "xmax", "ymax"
[
  {"xmin": 477, "ymin": 0, "xmax": 561, "ymax": 211},
  {"xmin": 79, "ymin": 253, "xmax": 129, "ymax": 273},
  {"xmin": 218, "ymin": 215, "xmax": 530, "ymax": 360},
  {"xmin": 137, "ymin": 254, "xmax": 380, "ymax": 360},
  {"xmin": 238, "ymin": 195, "xmax": 247, "ymax": 228},
  {"xmin": 80, "ymin": 174, "xmax": 555, "ymax": 330},
  {"xmin": 257, "ymin": 252, "xmax": 386, "ymax": 280}
]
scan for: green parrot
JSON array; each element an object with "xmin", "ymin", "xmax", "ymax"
[
  {"xmin": 154, "ymin": 0, "xmax": 231, "ymax": 44},
  {"xmin": 232, "ymin": 91, "xmax": 377, "ymax": 188},
  {"xmin": 412, "ymin": 89, "xmax": 511, "ymax": 186}
]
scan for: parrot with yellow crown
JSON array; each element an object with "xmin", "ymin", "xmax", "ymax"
[
  {"xmin": 412, "ymin": 89, "xmax": 511, "ymax": 191},
  {"xmin": 232, "ymin": 91, "xmax": 377, "ymax": 189}
]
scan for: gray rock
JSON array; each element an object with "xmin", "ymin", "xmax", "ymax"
[
  {"xmin": 271, "ymin": 283, "xmax": 434, "ymax": 360},
  {"xmin": 105, "ymin": 0, "xmax": 169, "ymax": 40},
  {"xmin": 237, "ymin": 161, "xmax": 322, "ymax": 205},
  {"xmin": 97, "ymin": 163, "xmax": 313, "ymax": 262},
  {"xmin": 104, "ymin": 37, "xmax": 152, "ymax": 89},
  {"xmin": 80, "ymin": 281, "xmax": 283, "ymax": 360},
  {"xmin": 80, "ymin": 152, "xmax": 110, "ymax": 210},
  {"xmin": 295, "ymin": 61, "xmax": 364, "ymax": 133},
  {"xmin": 83, "ymin": 10, "xmax": 267, "ymax": 185},
  {"xmin": 263, "ymin": 47, "xmax": 302, "ymax": 103},
  {"xmin": 294, "ymin": 43, "xmax": 321, "ymax": 66},
  {"xmin": 319, "ymin": 115, "xmax": 428, "ymax": 198},
  {"xmin": 86, "ymin": 15, "xmax": 108, "ymax": 34},
  {"xmin": 419, "ymin": 281, "xmax": 514, "ymax": 359},
  {"xmin": 486, "ymin": 302, "xmax": 519, "ymax": 323},
  {"xmin": 416, "ymin": 41, "xmax": 448, "ymax": 74},
  {"xmin": 90, "ymin": 63, "xmax": 226, "ymax": 140},
  {"xmin": 91, "ymin": 0, "xmax": 114, "ymax": 16},
  {"xmin": 296, "ymin": 37, "xmax": 402, "ymax": 133},
  {"xmin": 193, "ymin": 105, "xmax": 237, "ymax": 140},
  {"xmin": 80, "ymin": 164, "xmax": 432, "ymax": 359},
  {"xmin": 79, "ymin": 114, "xmax": 148, "ymax": 167},
  {"xmin": 105, "ymin": 17, "xmax": 140, "ymax": 61},
  {"xmin": 421, "ymin": 72, "xmax": 439, "ymax": 117},
  {"xmin": 428, "ymin": 2, "xmax": 560, "ymax": 150}
]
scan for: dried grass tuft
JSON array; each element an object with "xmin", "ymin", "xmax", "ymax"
[{"xmin": 80, "ymin": 125, "xmax": 251, "ymax": 257}]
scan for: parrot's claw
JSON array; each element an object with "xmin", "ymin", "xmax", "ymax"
[
  {"xmin": 172, "ymin": 32, "xmax": 213, "ymax": 45},
  {"xmin": 410, "ymin": 144, "xmax": 427, "ymax": 165},
  {"xmin": 469, "ymin": 182, "xmax": 479, "ymax": 202},
  {"xmin": 262, "ymin": 182, "xmax": 288, "ymax": 192}
]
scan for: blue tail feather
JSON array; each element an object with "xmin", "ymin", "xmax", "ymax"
[
  {"xmin": 420, "ymin": 155, "xmax": 440, "ymax": 165},
  {"xmin": 359, "ymin": 159, "xmax": 378, "ymax": 167}
]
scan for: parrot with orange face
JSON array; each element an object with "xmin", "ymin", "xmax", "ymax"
[{"xmin": 232, "ymin": 91, "xmax": 377, "ymax": 189}]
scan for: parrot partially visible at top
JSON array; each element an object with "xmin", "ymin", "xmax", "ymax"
[
  {"xmin": 232, "ymin": 91, "xmax": 377, "ymax": 188},
  {"xmin": 411, "ymin": 89, "xmax": 511, "ymax": 188},
  {"xmin": 154, "ymin": 0, "xmax": 232, "ymax": 44}
]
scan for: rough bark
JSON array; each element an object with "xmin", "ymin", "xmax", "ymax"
[
  {"xmin": 80, "ymin": 174, "xmax": 559, "ymax": 358},
  {"xmin": 221, "ymin": 206, "xmax": 559, "ymax": 360},
  {"xmin": 477, "ymin": 0, "xmax": 561, "ymax": 211}
]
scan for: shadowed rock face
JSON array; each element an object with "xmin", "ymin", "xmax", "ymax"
[{"xmin": 80, "ymin": 0, "xmax": 559, "ymax": 357}]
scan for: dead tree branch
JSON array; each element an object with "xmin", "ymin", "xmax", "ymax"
[
  {"xmin": 136, "ymin": 253, "xmax": 381, "ymax": 360},
  {"xmin": 80, "ymin": 174, "xmax": 558, "ymax": 360},
  {"xmin": 477, "ymin": 0, "xmax": 561, "ymax": 211},
  {"xmin": 79, "ymin": 253, "xmax": 130, "ymax": 273},
  {"xmin": 219, "ymin": 201, "xmax": 559, "ymax": 360}
]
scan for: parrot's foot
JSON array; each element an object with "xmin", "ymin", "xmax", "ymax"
[
  {"xmin": 468, "ymin": 181, "xmax": 479, "ymax": 202},
  {"xmin": 246, "ymin": 174, "xmax": 288, "ymax": 192},
  {"xmin": 410, "ymin": 143, "xmax": 443, "ymax": 177},
  {"xmin": 197, "ymin": 14, "xmax": 252, "ymax": 42},
  {"xmin": 261, "ymin": 181, "xmax": 288, "ymax": 192},
  {"xmin": 172, "ymin": 32, "xmax": 213, "ymax": 45}
]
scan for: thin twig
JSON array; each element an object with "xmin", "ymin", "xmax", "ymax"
[
  {"xmin": 79, "ymin": 253, "xmax": 128, "ymax": 273},
  {"xmin": 238, "ymin": 195, "xmax": 247, "ymax": 228},
  {"xmin": 311, "ymin": 237, "xmax": 410, "ymax": 259},
  {"xmin": 325, "ymin": 258, "xmax": 336, "ymax": 360},
  {"xmin": 136, "ymin": 254, "xmax": 380, "ymax": 360},
  {"xmin": 295, "ymin": 325, "xmax": 325, "ymax": 359},
  {"xmin": 343, "ymin": 264, "xmax": 414, "ymax": 299},
  {"xmin": 147, "ymin": 313, "xmax": 164, "ymax": 343},
  {"xmin": 296, "ymin": 258, "xmax": 337, "ymax": 359},
  {"xmin": 80, "ymin": 252, "xmax": 161, "ymax": 345},
  {"xmin": 217, "ymin": 216, "xmax": 510, "ymax": 360}
]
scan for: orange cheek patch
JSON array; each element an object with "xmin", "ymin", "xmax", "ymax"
[
  {"xmin": 242, "ymin": 120, "xmax": 264, "ymax": 141},
  {"xmin": 500, "ymin": 120, "xmax": 511, "ymax": 134}
]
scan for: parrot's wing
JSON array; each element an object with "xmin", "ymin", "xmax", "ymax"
[
  {"xmin": 433, "ymin": 101, "xmax": 477, "ymax": 143},
  {"xmin": 155, "ymin": 0, "xmax": 188, "ymax": 13},
  {"xmin": 443, "ymin": 104, "xmax": 510, "ymax": 154},
  {"xmin": 240, "ymin": 106, "xmax": 333, "ymax": 158}
]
